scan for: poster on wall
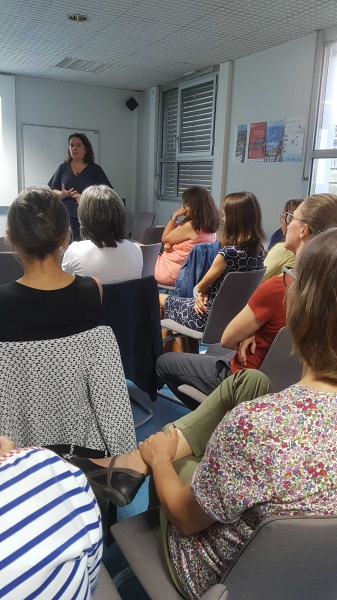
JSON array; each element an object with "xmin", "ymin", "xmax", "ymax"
[
  {"xmin": 282, "ymin": 117, "xmax": 305, "ymax": 162},
  {"xmin": 247, "ymin": 122, "xmax": 266, "ymax": 161},
  {"xmin": 234, "ymin": 124, "xmax": 248, "ymax": 163},
  {"xmin": 264, "ymin": 120, "xmax": 284, "ymax": 162}
]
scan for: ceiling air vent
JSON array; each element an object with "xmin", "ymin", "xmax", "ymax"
[{"xmin": 54, "ymin": 57, "xmax": 110, "ymax": 73}]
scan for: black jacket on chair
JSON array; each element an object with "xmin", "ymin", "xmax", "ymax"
[{"xmin": 100, "ymin": 276, "xmax": 163, "ymax": 401}]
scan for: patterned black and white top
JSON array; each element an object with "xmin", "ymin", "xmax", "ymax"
[
  {"xmin": 163, "ymin": 246, "xmax": 265, "ymax": 331},
  {"xmin": 0, "ymin": 326, "xmax": 137, "ymax": 455}
]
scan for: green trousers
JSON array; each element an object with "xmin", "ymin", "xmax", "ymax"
[{"xmin": 155, "ymin": 369, "xmax": 272, "ymax": 597}]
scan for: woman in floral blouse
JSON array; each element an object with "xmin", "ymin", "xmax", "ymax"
[
  {"xmin": 76, "ymin": 194, "xmax": 337, "ymax": 598},
  {"xmin": 135, "ymin": 227, "xmax": 337, "ymax": 599}
]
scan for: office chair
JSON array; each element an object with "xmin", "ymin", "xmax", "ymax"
[
  {"xmin": 111, "ymin": 508, "xmax": 337, "ymax": 600},
  {"xmin": 100, "ymin": 276, "xmax": 163, "ymax": 427},
  {"xmin": 140, "ymin": 243, "xmax": 162, "ymax": 277},
  {"xmin": 131, "ymin": 211, "xmax": 155, "ymax": 242},
  {"xmin": 161, "ymin": 269, "xmax": 266, "ymax": 348},
  {"xmin": 0, "ymin": 251, "xmax": 24, "ymax": 284},
  {"xmin": 177, "ymin": 326, "xmax": 302, "ymax": 406}
]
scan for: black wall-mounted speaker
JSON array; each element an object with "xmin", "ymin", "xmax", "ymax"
[{"xmin": 126, "ymin": 97, "xmax": 139, "ymax": 111}]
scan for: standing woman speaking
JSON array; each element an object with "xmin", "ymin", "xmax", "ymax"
[{"xmin": 48, "ymin": 133, "xmax": 113, "ymax": 241}]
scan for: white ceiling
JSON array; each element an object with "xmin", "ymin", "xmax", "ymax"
[{"xmin": 0, "ymin": 0, "xmax": 336, "ymax": 91}]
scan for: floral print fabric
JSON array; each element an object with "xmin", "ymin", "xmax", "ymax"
[{"xmin": 169, "ymin": 385, "xmax": 337, "ymax": 599}]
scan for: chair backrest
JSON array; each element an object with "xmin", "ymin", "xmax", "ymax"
[
  {"xmin": 202, "ymin": 269, "xmax": 266, "ymax": 345},
  {"xmin": 0, "ymin": 326, "xmax": 136, "ymax": 453},
  {"xmin": 131, "ymin": 212, "xmax": 155, "ymax": 242},
  {"xmin": 259, "ymin": 326, "xmax": 302, "ymax": 392},
  {"xmin": 100, "ymin": 276, "xmax": 163, "ymax": 400},
  {"xmin": 0, "ymin": 237, "xmax": 9, "ymax": 251},
  {"xmin": 140, "ymin": 226, "xmax": 165, "ymax": 245},
  {"xmin": 0, "ymin": 252, "xmax": 24, "ymax": 284},
  {"xmin": 222, "ymin": 514, "xmax": 337, "ymax": 600},
  {"xmin": 96, "ymin": 565, "xmax": 122, "ymax": 600},
  {"xmin": 140, "ymin": 243, "xmax": 162, "ymax": 278},
  {"xmin": 112, "ymin": 510, "xmax": 337, "ymax": 600}
]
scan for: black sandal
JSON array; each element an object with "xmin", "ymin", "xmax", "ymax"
[
  {"xmin": 107, "ymin": 460, "xmax": 146, "ymax": 507},
  {"xmin": 68, "ymin": 456, "xmax": 145, "ymax": 507}
]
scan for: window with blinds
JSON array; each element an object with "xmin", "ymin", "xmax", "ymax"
[{"xmin": 159, "ymin": 75, "xmax": 217, "ymax": 199}]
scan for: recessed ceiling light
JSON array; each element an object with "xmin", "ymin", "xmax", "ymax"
[{"xmin": 68, "ymin": 14, "xmax": 87, "ymax": 22}]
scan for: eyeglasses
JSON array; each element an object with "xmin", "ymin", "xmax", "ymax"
[
  {"xmin": 285, "ymin": 211, "xmax": 306, "ymax": 226},
  {"xmin": 283, "ymin": 265, "xmax": 296, "ymax": 288}
]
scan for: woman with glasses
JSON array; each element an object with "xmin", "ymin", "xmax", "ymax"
[
  {"xmin": 262, "ymin": 198, "xmax": 303, "ymax": 281},
  {"xmin": 154, "ymin": 186, "xmax": 219, "ymax": 286},
  {"xmin": 79, "ymin": 227, "xmax": 337, "ymax": 600},
  {"xmin": 155, "ymin": 192, "xmax": 337, "ymax": 404},
  {"xmin": 284, "ymin": 192, "xmax": 337, "ymax": 255}
]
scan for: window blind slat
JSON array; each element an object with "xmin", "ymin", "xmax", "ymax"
[
  {"xmin": 178, "ymin": 162, "xmax": 213, "ymax": 195},
  {"xmin": 180, "ymin": 81, "xmax": 215, "ymax": 155}
]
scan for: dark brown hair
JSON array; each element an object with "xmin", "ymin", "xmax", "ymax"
[
  {"xmin": 65, "ymin": 132, "xmax": 95, "ymax": 164},
  {"xmin": 287, "ymin": 227, "xmax": 337, "ymax": 380},
  {"xmin": 220, "ymin": 191, "xmax": 265, "ymax": 256},
  {"xmin": 7, "ymin": 188, "xmax": 70, "ymax": 259},
  {"xmin": 181, "ymin": 186, "xmax": 219, "ymax": 233},
  {"xmin": 284, "ymin": 198, "xmax": 303, "ymax": 214},
  {"xmin": 78, "ymin": 185, "xmax": 126, "ymax": 248}
]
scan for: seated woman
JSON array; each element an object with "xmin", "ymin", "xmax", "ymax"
[
  {"xmin": 0, "ymin": 436, "xmax": 102, "ymax": 600},
  {"xmin": 79, "ymin": 226, "xmax": 337, "ymax": 599},
  {"xmin": 160, "ymin": 191, "xmax": 265, "ymax": 331},
  {"xmin": 262, "ymin": 197, "xmax": 303, "ymax": 281},
  {"xmin": 62, "ymin": 185, "xmax": 143, "ymax": 283},
  {"xmin": 0, "ymin": 187, "xmax": 102, "ymax": 342},
  {"xmin": 0, "ymin": 187, "xmax": 137, "ymax": 459},
  {"xmin": 157, "ymin": 192, "xmax": 337, "ymax": 402},
  {"xmin": 154, "ymin": 186, "xmax": 219, "ymax": 286}
]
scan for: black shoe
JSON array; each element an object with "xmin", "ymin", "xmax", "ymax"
[{"xmin": 107, "ymin": 462, "xmax": 146, "ymax": 507}]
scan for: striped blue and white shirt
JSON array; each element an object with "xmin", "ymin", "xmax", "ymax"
[{"xmin": 0, "ymin": 447, "xmax": 102, "ymax": 599}]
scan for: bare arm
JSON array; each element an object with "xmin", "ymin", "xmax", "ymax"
[
  {"xmin": 196, "ymin": 254, "xmax": 226, "ymax": 294},
  {"xmin": 139, "ymin": 430, "xmax": 215, "ymax": 535},
  {"xmin": 221, "ymin": 305, "xmax": 263, "ymax": 349},
  {"xmin": 162, "ymin": 220, "xmax": 198, "ymax": 246}
]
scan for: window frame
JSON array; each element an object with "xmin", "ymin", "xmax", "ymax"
[
  {"xmin": 304, "ymin": 31, "xmax": 337, "ymax": 196},
  {"xmin": 157, "ymin": 73, "xmax": 218, "ymax": 202}
]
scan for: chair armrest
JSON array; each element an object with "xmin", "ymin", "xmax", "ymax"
[
  {"xmin": 201, "ymin": 584, "xmax": 229, "ymax": 599},
  {"xmin": 178, "ymin": 384, "xmax": 207, "ymax": 404}
]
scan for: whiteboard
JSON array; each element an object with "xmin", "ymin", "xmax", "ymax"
[{"xmin": 22, "ymin": 125, "xmax": 99, "ymax": 188}]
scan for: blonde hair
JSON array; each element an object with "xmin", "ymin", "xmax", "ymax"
[{"xmin": 301, "ymin": 193, "xmax": 337, "ymax": 234}]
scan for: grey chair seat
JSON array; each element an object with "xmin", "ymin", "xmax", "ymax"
[
  {"xmin": 111, "ymin": 508, "xmax": 227, "ymax": 599},
  {"xmin": 161, "ymin": 269, "xmax": 266, "ymax": 347},
  {"xmin": 111, "ymin": 508, "xmax": 337, "ymax": 600},
  {"xmin": 95, "ymin": 565, "xmax": 122, "ymax": 600},
  {"xmin": 177, "ymin": 326, "xmax": 303, "ymax": 405}
]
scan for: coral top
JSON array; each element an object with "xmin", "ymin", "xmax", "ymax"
[{"xmin": 154, "ymin": 229, "xmax": 217, "ymax": 286}]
